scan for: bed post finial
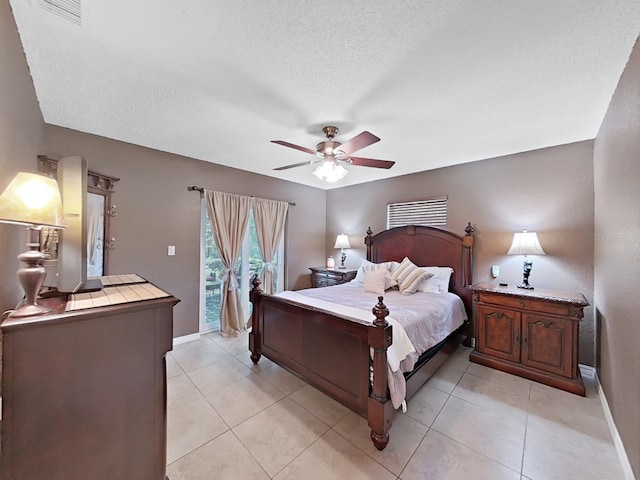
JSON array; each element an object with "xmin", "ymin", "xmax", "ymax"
[
  {"xmin": 365, "ymin": 227, "xmax": 374, "ymax": 260},
  {"xmin": 465, "ymin": 222, "xmax": 474, "ymax": 237},
  {"xmin": 372, "ymin": 296, "xmax": 389, "ymax": 327}
]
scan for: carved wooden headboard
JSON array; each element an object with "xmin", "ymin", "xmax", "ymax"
[{"xmin": 365, "ymin": 223, "xmax": 475, "ymax": 316}]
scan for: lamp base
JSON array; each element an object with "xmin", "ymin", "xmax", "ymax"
[
  {"xmin": 518, "ymin": 259, "xmax": 535, "ymax": 290},
  {"xmin": 8, "ymin": 227, "xmax": 50, "ymax": 319},
  {"xmin": 339, "ymin": 250, "xmax": 347, "ymax": 269}
]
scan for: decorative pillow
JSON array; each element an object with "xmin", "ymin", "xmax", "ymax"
[
  {"xmin": 392, "ymin": 257, "xmax": 433, "ymax": 295},
  {"xmin": 363, "ymin": 268, "xmax": 392, "ymax": 295},
  {"xmin": 354, "ymin": 259, "xmax": 374, "ymax": 283},
  {"xmin": 354, "ymin": 259, "xmax": 399, "ymax": 287},
  {"xmin": 418, "ymin": 266, "xmax": 454, "ymax": 293}
]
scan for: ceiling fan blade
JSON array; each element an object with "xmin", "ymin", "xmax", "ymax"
[
  {"xmin": 273, "ymin": 160, "xmax": 315, "ymax": 171},
  {"xmin": 271, "ymin": 140, "xmax": 316, "ymax": 155},
  {"xmin": 348, "ymin": 156, "xmax": 395, "ymax": 169},
  {"xmin": 337, "ymin": 131, "xmax": 380, "ymax": 157}
]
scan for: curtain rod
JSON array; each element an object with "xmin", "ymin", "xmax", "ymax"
[{"xmin": 187, "ymin": 186, "xmax": 296, "ymax": 206}]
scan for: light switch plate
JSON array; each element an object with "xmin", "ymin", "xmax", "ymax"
[
  {"xmin": 168, "ymin": 245, "xmax": 176, "ymax": 256},
  {"xmin": 491, "ymin": 265, "xmax": 499, "ymax": 278}
]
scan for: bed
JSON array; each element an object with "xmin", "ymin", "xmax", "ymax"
[{"xmin": 249, "ymin": 223, "xmax": 475, "ymax": 450}]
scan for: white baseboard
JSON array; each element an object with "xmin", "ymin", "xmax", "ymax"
[
  {"xmin": 579, "ymin": 363, "xmax": 596, "ymax": 380},
  {"xmin": 581, "ymin": 365, "xmax": 637, "ymax": 480},
  {"xmin": 172, "ymin": 332, "xmax": 201, "ymax": 346}
]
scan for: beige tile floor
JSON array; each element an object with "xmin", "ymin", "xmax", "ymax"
[{"xmin": 166, "ymin": 331, "xmax": 624, "ymax": 480}]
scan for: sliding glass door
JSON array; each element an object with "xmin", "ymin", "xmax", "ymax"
[{"xmin": 200, "ymin": 201, "xmax": 284, "ymax": 333}]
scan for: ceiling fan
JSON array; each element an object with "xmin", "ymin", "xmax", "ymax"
[{"xmin": 272, "ymin": 126, "xmax": 395, "ymax": 182}]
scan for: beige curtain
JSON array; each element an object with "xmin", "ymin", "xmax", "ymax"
[
  {"xmin": 252, "ymin": 198, "xmax": 289, "ymax": 294},
  {"xmin": 204, "ymin": 190, "xmax": 251, "ymax": 337}
]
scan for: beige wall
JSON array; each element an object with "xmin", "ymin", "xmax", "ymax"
[
  {"xmin": 40, "ymin": 125, "xmax": 326, "ymax": 337},
  {"xmin": 326, "ymin": 141, "xmax": 596, "ymax": 365},
  {"xmin": 0, "ymin": 0, "xmax": 45, "ymax": 312},
  {"xmin": 594, "ymin": 36, "xmax": 640, "ymax": 477}
]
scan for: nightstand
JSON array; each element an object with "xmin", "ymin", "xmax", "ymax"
[
  {"xmin": 469, "ymin": 282, "xmax": 589, "ymax": 396},
  {"xmin": 309, "ymin": 266, "xmax": 357, "ymax": 288}
]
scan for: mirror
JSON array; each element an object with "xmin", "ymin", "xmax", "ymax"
[
  {"xmin": 38, "ymin": 155, "xmax": 119, "ymax": 277},
  {"xmin": 87, "ymin": 191, "xmax": 105, "ymax": 276}
]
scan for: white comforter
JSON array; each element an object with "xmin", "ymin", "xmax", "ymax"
[{"xmin": 274, "ymin": 281, "xmax": 467, "ymax": 408}]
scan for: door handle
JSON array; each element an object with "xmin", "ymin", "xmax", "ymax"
[{"xmin": 106, "ymin": 238, "xmax": 117, "ymax": 250}]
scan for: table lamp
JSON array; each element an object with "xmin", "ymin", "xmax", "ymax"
[
  {"xmin": 0, "ymin": 172, "xmax": 65, "ymax": 317},
  {"xmin": 507, "ymin": 229, "xmax": 545, "ymax": 289},
  {"xmin": 334, "ymin": 234, "xmax": 351, "ymax": 269}
]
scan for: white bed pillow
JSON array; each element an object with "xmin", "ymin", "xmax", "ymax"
[
  {"xmin": 363, "ymin": 268, "xmax": 394, "ymax": 295},
  {"xmin": 354, "ymin": 259, "xmax": 399, "ymax": 286},
  {"xmin": 353, "ymin": 259, "xmax": 374, "ymax": 283},
  {"xmin": 417, "ymin": 275, "xmax": 441, "ymax": 294},
  {"xmin": 392, "ymin": 257, "xmax": 433, "ymax": 295},
  {"xmin": 418, "ymin": 266, "xmax": 454, "ymax": 293}
]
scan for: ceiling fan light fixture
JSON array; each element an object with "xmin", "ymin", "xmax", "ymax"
[
  {"xmin": 312, "ymin": 160, "xmax": 348, "ymax": 182},
  {"xmin": 272, "ymin": 125, "xmax": 393, "ymax": 176}
]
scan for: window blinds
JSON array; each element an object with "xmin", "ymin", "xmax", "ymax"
[{"xmin": 386, "ymin": 197, "xmax": 448, "ymax": 229}]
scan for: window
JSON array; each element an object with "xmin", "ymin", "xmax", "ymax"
[
  {"xmin": 200, "ymin": 204, "xmax": 284, "ymax": 333},
  {"xmin": 387, "ymin": 196, "xmax": 448, "ymax": 229}
]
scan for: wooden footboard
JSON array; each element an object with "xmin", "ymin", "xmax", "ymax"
[{"xmin": 249, "ymin": 277, "xmax": 394, "ymax": 449}]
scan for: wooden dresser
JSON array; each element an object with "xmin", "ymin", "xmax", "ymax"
[
  {"xmin": 1, "ymin": 276, "xmax": 179, "ymax": 480},
  {"xmin": 469, "ymin": 282, "xmax": 588, "ymax": 395},
  {"xmin": 309, "ymin": 266, "xmax": 357, "ymax": 287}
]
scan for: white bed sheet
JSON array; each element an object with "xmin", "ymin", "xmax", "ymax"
[{"xmin": 274, "ymin": 282, "xmax": 467, "ymax": 409}]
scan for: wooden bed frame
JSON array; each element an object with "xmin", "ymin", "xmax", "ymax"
[{"xmin": 249, "ymin": 223, "xmax": 475, "ymax": 450}]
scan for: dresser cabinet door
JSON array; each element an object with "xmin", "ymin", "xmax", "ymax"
[
  {"xmin": 521, "ymin": 313, "xmax": 573, "ymax": 377},
  {"xmin": 476, "ymin": 304, "xmax": 521, "ymax": 363}
]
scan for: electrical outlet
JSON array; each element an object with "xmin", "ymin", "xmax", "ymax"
[{"xmin": 491, "ymin": 265, "xmax": 499, "ymax": 278}]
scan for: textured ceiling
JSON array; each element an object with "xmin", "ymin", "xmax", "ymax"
[{"xmin": 10, "ymin": 0, "xmax": 640, "ymax": 189}]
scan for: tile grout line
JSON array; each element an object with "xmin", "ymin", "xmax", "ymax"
[
  {"xmin": 429, "ymin": 426, "xmax": 523, "ymax": 476},
  {"xmin": 327, "ymin": 422, "xmax": 405, "ymax": 479},
  {"xmin": 227, "ymin": 428, "xmax": 273, "ymax": 479},
  {"xmin": 519, "ymin": 383, "xmax": 532, "ymax": 477},
  {"xmin": 432, "ymin": 364, "xmax": 530, "ymax": 476},
  {"xmin": 168, "ymin": 346, "xmax": 280, "ymax": 467}
]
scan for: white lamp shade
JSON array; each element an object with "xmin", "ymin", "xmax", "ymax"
[
  {"xmin": 334, "ymin": 234, "xmax": 351, "ymax": 249},
  {"xmin": 0, "ymin": 172, "xmax": 65, "ymax": 228},
  {"xmin": 507, "ymin": 231, "xmax": 545, "ymax": 256},
  {"xmin": 312, "ymin": 161, "xmax": 348, "ymax": 182}
]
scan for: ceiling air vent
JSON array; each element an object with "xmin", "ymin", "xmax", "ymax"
[{"xmin": 39, "ymin": 0, "xmax": 81, "ymax": 26}]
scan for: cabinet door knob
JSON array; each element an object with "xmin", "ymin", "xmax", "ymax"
[{"xmin": 514, "ymin": 333, "xmax": 520, "ymax": 344}]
